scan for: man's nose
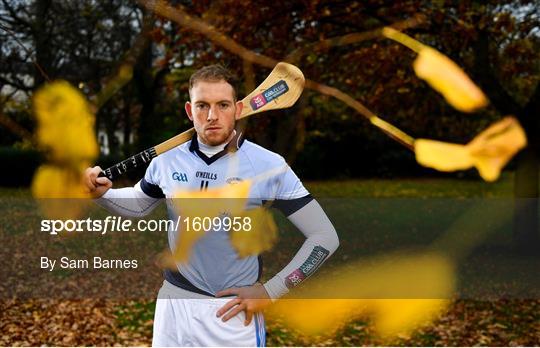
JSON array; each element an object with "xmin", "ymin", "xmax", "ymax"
[{"xmin": 207, "ymin": 105, "xmax": 218, "ymax": 121}]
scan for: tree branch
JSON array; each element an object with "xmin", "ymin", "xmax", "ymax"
[
  {"xmin": 0, "ymin": 112, "xmax": 32, "ymax": 141},
  {"xmin": 286, "ymin": 14, "xmax": 425, "ymax": 63}
]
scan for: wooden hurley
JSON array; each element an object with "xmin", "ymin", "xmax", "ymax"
[{"xmin": 99, "ymin": 62, "xmax": 305, "ymax": 181}]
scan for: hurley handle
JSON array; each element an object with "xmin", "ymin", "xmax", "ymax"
[{"xmin": 98, "ymin": 147, "xmax": 157, "ymax": 181}]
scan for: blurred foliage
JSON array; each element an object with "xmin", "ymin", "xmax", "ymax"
[{"xmin": 0, "ymin": 0, "xmax": 539, "ymax": 179}]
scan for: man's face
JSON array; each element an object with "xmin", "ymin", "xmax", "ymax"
[{"xmin": 185, "ymin": 80, "xmax": 243, "ymax": 146}]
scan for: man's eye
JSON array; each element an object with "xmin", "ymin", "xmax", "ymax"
[
  {"xmin": 196, "ymin": 104, "xmax": 208, "ymax": 110},
  {"xmin": 220, "ymin": 103, "xmax": 230, "ymax": 109}
]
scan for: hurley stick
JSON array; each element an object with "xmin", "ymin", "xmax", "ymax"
[{"xmin": 99, "ymin": 62, "xmax": 305, "ymax": 180}]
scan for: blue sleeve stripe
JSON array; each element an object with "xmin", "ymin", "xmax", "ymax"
[
  {"xmin": 260, "ymin": 314, "xmax": 266, "ymax": 347},
  {"xmin": 140, "ymin": 178, "xmax": 165, "ymax": 198},
  {"xmin": 267, "ymin": 194, "xmax": 314, "ymax": 216},
  {"xmin": 254, "ymin": 314, "xmax": 261, "ymax": 346}
]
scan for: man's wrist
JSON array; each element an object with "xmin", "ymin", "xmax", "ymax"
[
  {"xmin": 94, "ymin": 188, "xmax": 112, "ymax": 201},
  {"xmin": 263, "ymin": 275, "xmax": 289, "ymax": 301}
]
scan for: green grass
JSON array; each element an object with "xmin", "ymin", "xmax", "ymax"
[
  {"xmin": 304, "ymin": 173, "xmax": 514, "ymax": 198},
  {"xmin": 115, "ymin": 301, "xmax": 156, "ymax": 331}
]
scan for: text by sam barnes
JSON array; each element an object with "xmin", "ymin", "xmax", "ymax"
[{"xmin": 41, "ymin": 256, "xmax": 138, "ymax": 271}]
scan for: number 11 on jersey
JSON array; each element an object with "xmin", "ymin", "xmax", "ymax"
[{"xmin": 200, "ymin": 180, "xmax": 209, "ymax": 191}]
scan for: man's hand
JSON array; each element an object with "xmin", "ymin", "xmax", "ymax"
[
  {"xmin": 83, "ymin": 166, "xmax": 112, "ymax": 198},
  {"xmin": 216, "ymin": 283, "xmax": 272, "ymax": 326}
]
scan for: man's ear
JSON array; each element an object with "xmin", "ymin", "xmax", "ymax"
[
  {"xmin": 185, "ymin": 101, "xmax": 194, "ymax": 121},
  {"xmin": 235, "ymin": 100, "xmax": 243, "ymax": 120}
]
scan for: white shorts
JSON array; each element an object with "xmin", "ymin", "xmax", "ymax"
[{"xmin": 152, "ymin": 280, "xmax": 266, "ymax": 347}]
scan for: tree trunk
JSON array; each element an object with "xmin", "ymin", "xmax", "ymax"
[
  {"xmin": 472, "ymin": 28, "xmax": 539, "ymax": 252},
  {"xmin": 513, "ymin": 82, "xmax": 540, "ymax": 253},
  {"xmin": 513, "ymin": 148, "xmax": 539, "ymax": 254},
  {"xmin": 33, "ymin": 0, "xmax": 53, "ymax": 87}
]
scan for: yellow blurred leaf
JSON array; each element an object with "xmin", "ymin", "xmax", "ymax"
[
  {"xmin": 31, "ymin": 164, "xmax": 90, "ymax": 219},
  {"xmin": 468, "ymin": 117, "xmax": 527, "ymax": 182},
  {"xmin": 174, "ymin": 179, "xmax": 251, "ymax": 199},
  {"xmin": 269, "ymin": 251, "xmax": 454, "ymax": 337},
  {"xmin": 230, "ymin": 207, "xmax": 278, "ymax": 258},
  {"xmin": 33, "ymin": 81, "xmax": 98, "ymax": 163},
  {"xmin": 415, "ymin": 139, "xmax": 473, "ymax": 171},
  {"xmin": 415, "ymin": 117, "xmax": 527, "ymax": 181},
  {"xmin": 170, "ymin": 223, "xmax": 206, "ymax": 264},
  {"xmin": 173, "ymin": 179, "xmax": 251, "ymax": 218},
  {"xmin": 372, "ymin": 299, "xmax": 449, "ymax": 337},
  {"xmin": 170, "ymin": 180, "xmax": 252, "ymax": 263},
  {"xmin": 413, "ymin": 47, "xmax": 488, "ymax": 112},
  {"xmin": 32, "ymin": 164, "xmax": 90, "ymax": 199},
  {"xmin": 383, "ymin": 27, "xmax": 488, "ymax": 112},
  {"xmin": 268, "ymin": 299, "xmax": 367, "ymax": 335}
]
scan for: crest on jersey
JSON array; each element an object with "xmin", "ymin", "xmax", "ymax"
[
  {"xmin": 226, "ymin": 177, "xmax": 243, "ymax": 185},
  {"xmin": 172, "ymin": 172, "xmax": 188, "ymax": 182}
]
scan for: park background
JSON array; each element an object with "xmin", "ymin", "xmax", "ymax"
[{"xmin": 0, "ymin": 0, "xmax": 539, "ymax": 346}]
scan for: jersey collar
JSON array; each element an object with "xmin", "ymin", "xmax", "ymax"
[{"xmin": 189, "ymin": 129, "xmax": 245, "ymax": 165}]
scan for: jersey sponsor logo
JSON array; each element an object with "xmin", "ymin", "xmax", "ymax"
[
  {"xmin": 226, "ymin": 177, "xmax": 243, "ymax": 185},
  {"xmin": 284, "ymin": 245, "xmax": 330, "ymax": 289},
  {"xmin": 172, "ymin": 172, "xmax": 188, "ymax": 182},
  {"xmin": 249, "ymin": 80, "xmax": 289, "ymax": 110},
  {"xmin": 196, "ymin": 171, "xmax": 217, "ymax": 180}
]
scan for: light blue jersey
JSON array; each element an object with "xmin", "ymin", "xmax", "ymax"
[{"xmin": 140, "ymin": 133, "xmax": 310, "ymax": 295}]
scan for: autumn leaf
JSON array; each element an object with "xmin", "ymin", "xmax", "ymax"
[
  {"xmin": 383, "ymin": 27, "xmax": 488, "ymax": 112},
  {"xmin": 170, "ymin": 180, "xmax": 251, "ymax": 263},
  {"xmin": 415, "ymin": 139, "xmax": 474, "ymax": 171},
  {"xmin": 31, "ymin": 80, "xmax": 98, "ymax": 218},
  {"xmin": 33, "ymin": 81, "xmax": 98, "ymax": 164},
  {"xmin": 415, "ymin": 117, "xmax": 526, "ymax": 181},
  {"xmin": 173, "ymin": 179, "xmax": 251, "ymax": 218},
  {"xmin": 467, "ymin": 117, "xmax": 527, "ymax": 181},
  {"xmin": 372, "ymin": 299, "xmax": 450, "ymax": 337},
  {"xmin": 31, "ymin": 164, "xmax": 91, "ymax": 219},
  {"xmin": 268, "ymin": 299, "xmax": 368, "ymax": 335},
  {"xmin": 269, "ymin": 251, "xmax": 454, "ymax": 337},
  {"xmin": 413, "ymin": 47, "xmax": 488, "ymax": 112},
  {"xmin": 230, "ymin": 207, "xmax": 278, "ymax": 258}
]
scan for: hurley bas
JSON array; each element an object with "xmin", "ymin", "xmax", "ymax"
[{"xmin": 41, "ymin": 256, "xmax": 138, "ymax": 271}]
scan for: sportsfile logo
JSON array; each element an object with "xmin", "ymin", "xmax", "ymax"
[
  {"xmin": 249, "ymin": 80, "xmax": 289, "ymax": 110},
  {"xmin": 172, "ymin": 172, "xmax": 188, "ymax": 182}
]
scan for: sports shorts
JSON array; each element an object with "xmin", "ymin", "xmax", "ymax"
[{"xmin": 152, "ymin": 280, "xmax": 266, "ymax": 347}]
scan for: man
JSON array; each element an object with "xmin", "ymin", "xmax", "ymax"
[{"xmin": 84, "ymin": 65, "xmax": 339, "ymax": 346}]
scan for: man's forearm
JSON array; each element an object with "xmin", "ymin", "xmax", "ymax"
[
  {"xmin": 95, "ymin": 181, "xmax": 162, "ymax": 217},
  {"xmin": 263, "ymin": 199, "xmax": 339, "ymax": 299}
]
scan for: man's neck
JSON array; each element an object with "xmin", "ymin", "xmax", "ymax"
[{"xmin": 197, "ymin": 130, "xmax": 236, "ymax": 157}]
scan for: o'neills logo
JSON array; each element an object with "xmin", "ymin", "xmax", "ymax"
[{"xmin": 196, "ymin": 171, "xmax": 217, "ymax": 180}]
